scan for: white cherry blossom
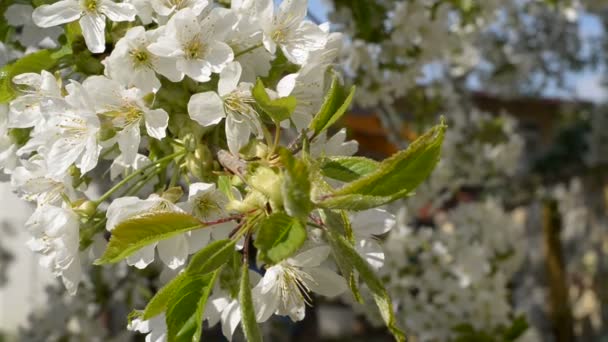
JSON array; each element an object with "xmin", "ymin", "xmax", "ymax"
[
  {"xmin": 0, "ymin": 104, "xmax": 18, "ymax": 174},
  {"xmin": 147, "ymin": 8, "xmax": 235, "ymax": 82},
  {"xmin": 103, "ymin": 26, "xmax": 182, "ymax": 93},
  {"xmin": 43, "ymin": 81, "xmax": 101, "ymax": 179},
  {"xmin": 106, "ymin": 194, "xmax": 215, "ymax": 270},
  {"xmin": 150, "ymin": 0, "xmax": 209, "ymax": 17},
  {"xmin": 25, "ymin": 205, "xmax": 82, "ymax": 295},
  {"xmin": 82, "ymin": 76, "xmax": 169, "ymax": 167},
  {"xmin": 11, "ymin": 156, "xmax": 76, "ymax": 206},
  {"xmin": 188, "ymin": 61, "xmax": 262, "ymax": 154},
  {"xmin": 179, "ymin": 182, "xmax": 238, "ymax": 250},
  {"xmin": 253, "ymin": 246, "xmax": 347, "ymax": 322},
  {"xmin": 258, "ymin": 0, "xmax": 327, "ymax": 65},
  {"xmin": 8, "ymin": 70, "xmax": 65, "ymax": 128},
  {"xmin": 32, "ymin": 0, "xmax": 137, "ymax": 53},
  {"xmin": 350, "ymin": 208, "xmax": 396, "ymax": 269}
]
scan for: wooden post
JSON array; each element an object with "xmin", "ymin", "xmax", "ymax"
[{"xmin": 542, "ymin": 199, "xmax": 575, "ymax": 342}]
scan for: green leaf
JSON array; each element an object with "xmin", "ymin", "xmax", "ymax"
[
  {"xmin": 503, "ymin": 315, "xmax": 529, "ymax": 341},
  {"xmin": 166, "ymin": 272, "xmax": 218, "ymax": 342},
  {"xmin": 321, "ymin": 210, "xmax": 362, "ymax": 303},
  {"xmin": 318, "ymin": 122, "xmax": 446, "ymax": 210},
  {"xmin": 143, "ymin": 271, "xmax": 188, "ymax": 320},
  {"xmin": 280, "ymin": 149, "xmax": 312, "ymax": 219},
  {"xmin": 0, "ymin": 49, "xmax": 60, "ymax": 103},
  {"xmin": 239, "ymin": 262, "xmax": 263, "ymax": 342},
  {"xmin": 318, "ymin": 192, "xmax": 411, "ymax": 211},
  {"xmin": 254, "ymin": 212, "xmax": 306, "ymax": 263},
  {"xmin": 320, "ymin": 156, "xmax": 379, "ymax": 182},
  {"xmin": 186, "ymin": 239, "xmax": 236, "ymax": 275},
  {"xmin": 309, "ymin": 75, "xmax": 356, "ymax": 135},
  {"xmin": 325, "ymin": 230, "xmax": 406, "ymax": 342},
  {"xmin": 95, "ymin": 212, "xmax": 204, "ymax": 265},
  {"xmin": 252, "ymin": 78, "xmax": 296, "ymax": 123}
]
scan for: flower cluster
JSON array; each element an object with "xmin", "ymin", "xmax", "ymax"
[
  {"xmin": 350, "ymin": 200, "xmax": 525, "ymax": 341},
  {"xmin": 0, "ymin": 0, "xmax": 447, "ymax": 340}
]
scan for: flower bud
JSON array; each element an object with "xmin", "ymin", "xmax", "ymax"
[
  {"xmin": 161, "ymin": 186, "xmax": 184, "ymax": 203},
  {"xmin": 74, "ymin": 200, "xmax": 98, "ymax": 218}
]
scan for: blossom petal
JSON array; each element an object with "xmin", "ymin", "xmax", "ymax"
[
  {"xmin": 304, "ymin": 267, "xmax": 348, "ymax": 297},
  {"xmin": 218, "ymin": 62, "xmax": 242, "ymax": 97},
  {"xmin": 187, "ymin": 229, "xmax": 211, "ymax": 253},
  {"xmin": 157, "ymin": 235, "xmax": 188, "ymax": 269},
  {"xmin": 79, "ymin": 13, "xmax": 107, "ymax": 53},
  {"xmin": 153, "ymin": 57, "xmax": 184, "ymax": 82},
  {"xmin": 148, "ymin": 37, "xmax": 183, "ymax": 58},
  {"xmin": 276, "ymin": 73, "xmax": 298, "ymax": 97},
  {"xmin": 252, "ymin": 284, "xmax": 280, "ymax": 323},
  {"xmin": 351, "ymin": 208, "xmax": 396, "ymax": 237},
  {"xmin": 32, "ymin": 0, "xmax": 81, "ymax": 28},
  {"xmin": 144, "ymin": 108, "xmax": 169, "ymax": 140},
  {"xmin": 77, "ymin": 133, "xmax": 101, "ymax": 175},
  {"xmin": 116, "ymin": 124, "xmax": 141, "ymax": 167},
  {"xmin": 220, "ymin": 300, "xmax": 241, "ymax": 341},
  {"xmin": 177, "ymin": 59, "xmax": 212, "ymax": 82},
  {"xmin": 99, "ymin": 0, "xmax": 136, "ymax": 22},
  {"xmin": 62, "ymin": 256, "xmax": 82, "ymax": 295},
  {"xmin": 47, "ymin": 136, "xmax": 86, "ymax": 179},
  {"xmin": 355, "ymin": 238, "xmax": 385, "ymax": 270},
  {"xmin": 205, "ymin": 41, "xmax": 234, "ymax": 73},
  {"xmin": 126, "ymin": 244, "xmax": 156, "ymax": 269},
  {"xmin": 188, "ymin": 92, "xmax": 225, "ymax": 127},
  {"xmin": 289, "ymin": 246, "xmax": 330, "ymax": 268},
  {"xmin": 225, "ymin": 114, "xmax": 250, "ymax": 154}
]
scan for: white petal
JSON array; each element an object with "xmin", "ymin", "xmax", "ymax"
[
  {"xmin": 157, "ymin": 235, "xmax": 188, "ymax": 269},
  {"xmin": 126, "ymin": 244, "xmax": 156, "ymax": 269},
  {"xmin": 276, "ymin": 73, "xmax": 298, "ymax": 97},
  {"xmin": 79, "ymin": 13, "xmax": 106, "ymax": 53},
  {"xmin": 262, "ymin": 33, "xmax": 277, "ymax": 54},
  {"xmin": 252, "ymin": 284, "xmax": 279, "ymax": 322},
  {"xmin": 83, "ymin": 75, "xmax": 123, "ymax": 111},
  {"xmin": 32, "ymin": 0, "xmax": 81, "ymax": 28},
  {"xmin": 205, "ymin": 41, "xmax": 234, "ymax": 73},
  {"xmin": 177, "ymin": 59, "xmax": 212, "ymax": 82},
  {"xmin": 256, "ymin": 0, "xmax": 274, "ymax": 32},
  {"xmin": 12, "ymin": 72, "xmax": 41, "ymax": 88},
  {"xmin": 278, "ymin": 0, "xmax": 307, "ymax": 23},
  {"xmin": 99, "ymin": 0, "xmax": 136, "ymax": 22},
  {"xmin": 187, "ymin": 229, "xmax": 211, "ymax": 254},
  {"xmin": 153, "ymin": 57, "xmax": 184, "ymax": 82},
  {"xmin": 225, "ymin": 114, "xmax": 250, "ymax": 154},
  {"xmin": 116, "ymin": 124, "xmax": 141, "ymax": 167},
  {"xmin": 188, "ymin": 182, "xmax": 215, "ymax": 200},
  {"xmin": 218, "ymin": 62, "xmax": 242, "ymax": 96},
  {"xmin": 355, "ymin": 238, "xmax": 385, "ymax": 270},
  {"xmin": 210, "ymin": 221, "xmax": 236, "ymax": 241},
  {"xmin": 188, "ymin": 92, "xmax": 225, "ymax": 127},
  {"xmin": 351, "ymin": 208, "xmax": 396, "ymax": 237},
  {"xmin": 304, "ymin": 267, "xmax": 347, "ymax": 298},
  {"xmin": 47, "ymin": 137, "xmax": 86, "ymax": 178},
  {"xmin": 62, "ymin": 257, "xmax": 82, "ymax": 295},
  {"xmin": 220, "ymin": 300, "xmax": 241, "ymax": 341},
  {"xmin": 148, "ymin": 37, "xmax": 183, "ymax": 58},
  {"xmin": 77, "ymin": 133, "xmax": 101, "ymax": 174},
  {"xmin": 131, "ymin": 69, "xmax": 161, "ymax": 94},
  {"xmin": 205, "ymin": 295, "xmax": 230, "ymax": 327},
  {"xmin": 289, "ymin": 246, "xmax": 330, "ymax": 268},
  {"xmin": 171, "ymin": 8, "xmax": 201, "ymax": 44},
  {"xmin": 144, "ymin": 108, "xmax": 168, "ymax": 140}
]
